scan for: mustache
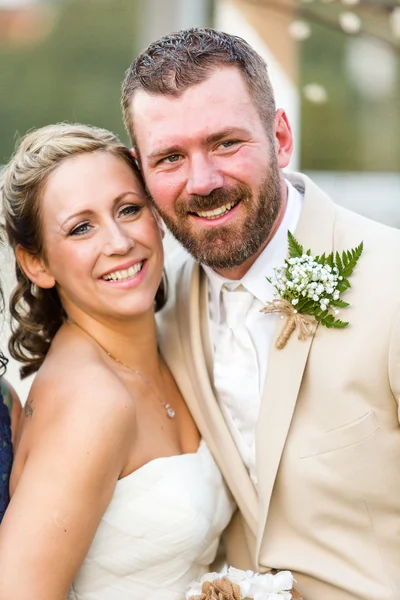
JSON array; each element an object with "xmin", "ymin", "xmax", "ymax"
[{"xmin": 175, "ymin": 184, "xmax": 250, "ymax": 216}]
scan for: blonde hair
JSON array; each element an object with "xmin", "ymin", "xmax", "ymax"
[{"xmin": 1, "ymin": 123, "xmax": 165, "ymax": 378}]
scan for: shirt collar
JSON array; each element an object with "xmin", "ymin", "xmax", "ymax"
[{"xmin": 203, "ymin": 179, "xmax": 303, "ymax": 322}]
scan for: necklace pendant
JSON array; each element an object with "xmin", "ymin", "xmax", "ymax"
[{"xmin": 165, "ymin": 404, "xmax": 175, "ymax": 419}]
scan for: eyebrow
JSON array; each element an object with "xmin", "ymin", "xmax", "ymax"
[
  {"xmin": 203, "ymin": 127, "xmax": 251, "ymax": 145},
  {"xmin": 147, "ymin": 145, "xmax": 186, "ymax": 162},
  {"xmin": 59, "ymin": 191, "xmax": 142, "ymax": 229},
  {"xmin": 147, "ymin": 127, "xmax": 251, "ymax": 161}
]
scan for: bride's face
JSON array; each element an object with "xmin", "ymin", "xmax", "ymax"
[{"xmin": 30, "ymin": 151, "xmax": 164, "ymax": 323}]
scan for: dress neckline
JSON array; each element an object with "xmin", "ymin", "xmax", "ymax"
[{"xmin": 117, "ymin": 439, "xmax": 206, "ymax": 486}]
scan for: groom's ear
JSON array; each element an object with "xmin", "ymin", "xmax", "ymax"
[{"xmin": 130, "ymin": 148, "xmax": 140, "ymax": 171}]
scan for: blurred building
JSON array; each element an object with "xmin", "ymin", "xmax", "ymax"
[{"xmin": 216, "ymin": 0, "xmax": 300, "ymax": 170}]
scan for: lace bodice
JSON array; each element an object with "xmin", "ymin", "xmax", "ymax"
[{"xmin": 68, "ymin": 441, "xmax": 233, "ymax": 600}]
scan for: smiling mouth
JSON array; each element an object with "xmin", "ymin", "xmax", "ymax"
[
  {"xmin": 101, "ymin": 261, "xmax": 144, "ymax": 282},
  {"xmin": 192, "ymin": 199, "xmax": 240, "ymax": 220}
]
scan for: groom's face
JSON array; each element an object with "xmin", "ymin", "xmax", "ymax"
[{"xmin": 130, "ymin": 66, "xmax": 290, "ymax": 270}]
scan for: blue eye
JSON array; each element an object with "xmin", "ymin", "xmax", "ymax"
[
  {"xmin": 119, "ymin": 204, "xmax": 141, "ymax": 217},
  {"xmin": 69, "ymin": 222, "xmax": 91, "ymax": 236},
  {"xmin": 220, "ymin": 140, "xmax": 237, "ymax": 149},
  {"xmin": 163, "ymin": 154, "xmax": 181, "ymax": 164}
]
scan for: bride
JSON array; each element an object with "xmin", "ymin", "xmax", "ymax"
[{"xmin": 0, "ymin": 123, "xmax": 233, "ymax": 599}]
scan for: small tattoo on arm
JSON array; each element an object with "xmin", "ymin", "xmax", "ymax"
[{"xmin": 24, "ymin": 398, "xmax": 34, "ymax": 419}]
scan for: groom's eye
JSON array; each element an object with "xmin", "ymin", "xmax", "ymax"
[
  {"xmin": 220, "ymin": 140, "xmax": 238, "ymax": 149},
  {"xmin": 163, "ymin": 154, "xmax": 181, "ymax": 164}
]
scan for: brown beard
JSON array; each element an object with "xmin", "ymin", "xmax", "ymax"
[{"xmin": 151, "ymin": 158, "xmax": 283, "ymax": 269}]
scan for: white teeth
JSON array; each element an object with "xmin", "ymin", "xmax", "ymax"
[
  {"xmin": 196, "ymin": 200, "xmax": 237, "ymax": 219},
  {"xmin": 102, "ymin": 262, "xmax": 143, "ymax": 282}
]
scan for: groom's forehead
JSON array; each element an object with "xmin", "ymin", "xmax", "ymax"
[
  {"xmin": 130, "ymin": 72, "xmax": 255, "ymax": 155},
  {"xmin": 130, "ymin": 92, "xmax": 189, "ymax": 157},
  {"xmin": 130, "ymin": 67, "xmax": 250, "ymax": 125}
]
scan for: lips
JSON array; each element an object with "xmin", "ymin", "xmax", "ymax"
[
  {"xmin": 193, "ymin": 199, "xmax": 240, "ymax": 220},
  {"xmin": 101, "ymin": 261, "xmax": 144, "ymax": 282}
]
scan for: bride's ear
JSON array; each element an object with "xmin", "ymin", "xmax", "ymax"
[{"xmin": 16, "ymin": 245, "xmax": 56, "ymax": 289}]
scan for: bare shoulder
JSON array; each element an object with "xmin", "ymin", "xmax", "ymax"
[
  {"xmin": 20, "ymin": 337, "xmax": 136, "ymax": 455},
  {"xmin": 3, "ymin": 340, "xmax": 139, "ymax": 599}
]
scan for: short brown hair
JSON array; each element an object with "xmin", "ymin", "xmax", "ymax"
[{"xmin": 121, "ymin": 27, "xmax": 276, "ymax": 147}]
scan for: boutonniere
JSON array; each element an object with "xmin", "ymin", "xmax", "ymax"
[{"xmin": 261, "ymin": 232, "xmax": 363, "ymax": 349}]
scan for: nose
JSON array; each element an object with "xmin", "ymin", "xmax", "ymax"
[
  {"xmin": 186, "ymin": 154, "xmax": 224, "ymax": 196},
  {"xmin": 102, "ymin": 221, "xmax": 134, "ymax": 256}
]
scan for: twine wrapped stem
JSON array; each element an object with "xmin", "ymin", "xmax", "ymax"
[
  {"xmin": 189, "ymin": 577, "xmax": 241, "ymax": 600},
  {"xmin": 261, "ymin": 298, "xmax": 317, "ymax": 349},
  {"xmin": 187, "ymin": 576, "xmax": 304, "ymax": 600}
]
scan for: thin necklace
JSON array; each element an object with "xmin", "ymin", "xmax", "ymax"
[{"xmin": 70, "ymin": 322, "xmax": 175, "ymax": 419}]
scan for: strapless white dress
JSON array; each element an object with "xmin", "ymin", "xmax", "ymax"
[{"xmin": 68, "ymin": 441, "xmax": 234, "ymax": 600}]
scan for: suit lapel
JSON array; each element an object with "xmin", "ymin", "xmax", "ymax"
[
  {"xmin": 176, "ymin": 258, "xmax": 259, "ymax": 536},
  {"xmin": 256, "ymin": 174, "xmax": 337, "ymax": 563}
]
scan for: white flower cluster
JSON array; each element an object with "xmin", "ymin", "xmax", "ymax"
[
  {"xmin": 270, "ymin": 254, "xmax": 342, "ymax": 312},
  {"xmin": 186, "ymin": 567, "xmax": 294, "ymax": 600}
]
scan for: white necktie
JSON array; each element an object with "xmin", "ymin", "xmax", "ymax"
[{"xmin": 213, "ymin": 285, "xmax": 260, "ymax": 481}]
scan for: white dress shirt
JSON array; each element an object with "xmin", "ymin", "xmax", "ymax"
[{"xmin": 203, "ymin": 180, "xmax": 303, "ymax": 482}]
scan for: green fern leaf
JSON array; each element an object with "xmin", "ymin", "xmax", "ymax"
[
  {"xmin": 331, "ymin": 319, "xmax": 349, "ymax": 329},
  {"xmin": 337, "ymin": 279, "xmax": 350, "ymax": 293},
  {"xmin": 321, "ymin": 314, "xmax": 335, "ymax": 327},
  {"xmin": 297, "ymin": 299, "xmax": 313, "ymax": 312},
  {"xmin": 321, "ymin": 319, "xmax": 333, "ymax": 328},
  {"xmin": 315, "ymin": 310, "xmax": 330, "ymax": 323},
  {"xmin": 342, "ymin": 266, "xmax": 354, "ymax": 277},
  {"xmin": 341, "ymin": 242, "xmax": 363, "ymax": 278},
  {"xmin": 326, "ymin": 252, "xmax": 334, "ymax": 268},
  {"xmin": 287, "ymin": 231, "xmax": 303, "ymax": 258},
  {"xmin": 330, "ymin": 299, "xmax": 349, "ymax": 308},
  {"xmin": 335, "ymin": 251, "xmax": 344, "ymax": 274}
]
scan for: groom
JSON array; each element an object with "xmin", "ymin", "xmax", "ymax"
[{"xmin": 121, "ymin": 28, "xmax": 400, "ymax": 599}]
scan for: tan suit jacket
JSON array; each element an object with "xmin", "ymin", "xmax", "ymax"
[{"xmin": 157, "ymin": 173, "xmax": 400, "ymax": 600}]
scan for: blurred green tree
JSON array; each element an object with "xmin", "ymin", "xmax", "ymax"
[
  {"xmin": 241, "ymin": 0, "xmax": 400, "ymax": 172},
  {"xmin": 300, "ymin": 15, "xmax": 400, "ymax": 172},
  {"xmin": 0, "ymin": 0, "xmax": 138, "ymax": 162}
]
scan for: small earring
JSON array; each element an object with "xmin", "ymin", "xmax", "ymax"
[{"xmin": 31, "ymin": 282, "xmax": 39, "ymax": 298}]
